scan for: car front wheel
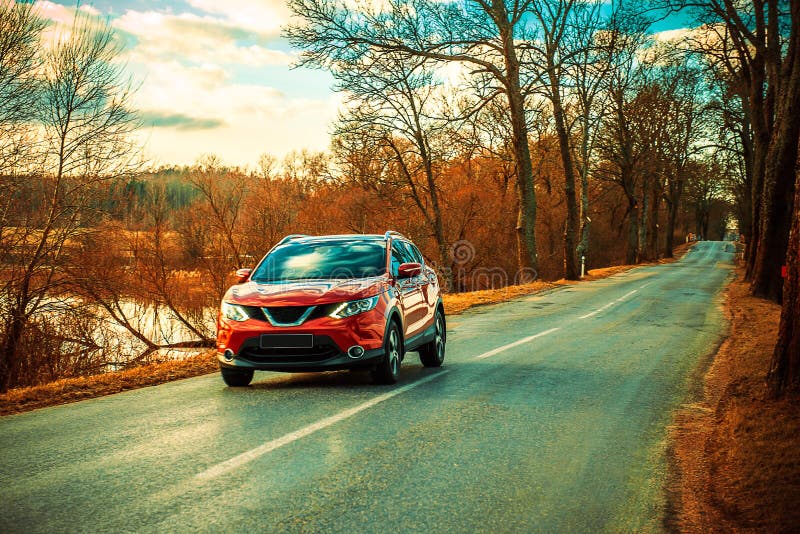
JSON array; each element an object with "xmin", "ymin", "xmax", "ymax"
[
  {"xmin": 372, "ymin": 322, "xmax": 402, "ymax": 384},
  {"xmin": 221, "ymin": 367, "xmax": 254, "ymax": 387}
]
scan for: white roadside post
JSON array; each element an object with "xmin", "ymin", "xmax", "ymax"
[{"xmin": 581, "ymin": 255, "xmax": 586, "ymax": 278}]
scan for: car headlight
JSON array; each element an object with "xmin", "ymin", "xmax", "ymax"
[
  {"xmin": 221, "ymin": 302, "xmax": 249, "ymax": 322},
  {"xmin": 329, "ymin": 295, "xmax": 380, "ymax": 319}
]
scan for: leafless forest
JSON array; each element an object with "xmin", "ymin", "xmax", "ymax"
[{"xmin": 1, "ymin": 0, "xmax": 798, "ymax": 394}]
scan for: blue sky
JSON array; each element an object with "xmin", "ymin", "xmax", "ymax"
[{"xmin": 37, "ymin": 1, "xmax": 692, "ymax": 169}]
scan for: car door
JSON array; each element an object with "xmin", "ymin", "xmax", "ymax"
[
  {"xmin": 390, "ymin": 240, "xmax": 425, "ymax": 339},
  {"xmin": 405, "ymin": 241, "xmax": 437, "ymax": 329}
]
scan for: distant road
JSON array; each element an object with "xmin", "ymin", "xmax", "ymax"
[{"xmin": 0, "ymin": 241, "xmax": 735, "ymax": 532}]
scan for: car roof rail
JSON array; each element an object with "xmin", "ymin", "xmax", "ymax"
[
  {"xmin": 384, "ymin": 230, "xmax": 406, "ymax": 241},
  {"xmin": 278, "ymin": 234, "xmax": 308, "ymax": 245}
]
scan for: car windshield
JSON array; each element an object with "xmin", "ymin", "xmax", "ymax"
[{"xmin": 251, "ymin": 240, "xmax": 387, "ymax": 282}]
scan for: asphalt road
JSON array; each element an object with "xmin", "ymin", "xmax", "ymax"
[{"xmin": 0, "ymin": 241, "xmax": 735, "ymax": 533}]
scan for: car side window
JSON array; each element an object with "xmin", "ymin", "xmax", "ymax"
[
  {"xmin": 390, "ymin": 241, "xmax": 410, "ymax": 277},
  {"xmin": 406, "ymin": 242, "xmax": 424, "ymax": 265}
]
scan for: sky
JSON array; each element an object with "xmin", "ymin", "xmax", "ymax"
[
  {"xmin": 37, "ymin": 0, "xmax": 338, "ymax": 169},
  {"xmin": 35, "ymin": 1, "xmax": 692, "ymax": 170}
]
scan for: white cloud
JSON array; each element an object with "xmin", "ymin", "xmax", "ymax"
[
  {"xmin": 35, "ymin": 1, "xmax": 105, "ymax": 47},
  {"xmin": 186, "ymin": 0, "xmax": 290, "ymax": 37},
  {"xmin": 653, "ymin": 28, "xmax": 692, "ymax": 42},
  {"xmin": 653, "ymin": 24, "xmax": 727, "ymax": 48},
  {"xmin": 36, "ymin": 0, "xmax": 99, "ymax": 25},
  {"xmin": 114, "ymin": 10, "xmax": 293, "ymax": 67},
  {"xmin": 132, "ymin": 60, "xmax": 337, "ymax": 167}
]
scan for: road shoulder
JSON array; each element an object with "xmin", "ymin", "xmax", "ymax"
[{"xmin": 666, "ymin": 268, "xmax": 800, "ymax": 531}]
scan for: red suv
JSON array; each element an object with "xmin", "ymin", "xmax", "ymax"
[{"xmin": 215, "ymin": 232, "xmax": 446, "ymax": 386}]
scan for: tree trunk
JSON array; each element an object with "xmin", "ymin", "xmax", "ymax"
[
  {"xmin": 502, "ymin": 32, "xmax": 538, "ymax": 273},
  {"xmin": 577, "ymin": 164, "xmax": 590, "ymax": 273},
  {"xmin": 751, "ymin": 151, "xmax": 795, "ymax": 302},
  {"xmin": 0, "ymin": 316, "xmax": 22, "ymax": 393},
  {"xmin": 745, "ymin": 66, "xmax": 770, "ymax": 280},
  {"xmin": 638, "ymin": 178, "xmax": 649, "ymax": 261},
  {"xmin": 549, "ymin": 75, "xmax": 579, "ymax": 280},
  {"xmin": 626, "ymin": 196, "xmax": 639, "ymax": 265},
  {"xmin": 0, "ymin": 311, "xmax": 25, "ymax": 392},
  {"xmin": 665, "ymin": 198, "xmax": 679, "ymax": 258},
  {"xmin": 575, "ymin": 101, "xmax": 593, "ymax": 276},
  {"xmin": 648, "ymin": 183, "xmax": 660, "ymax": 259},
  {"xmin": 751, "ymin": 32, "xmax": 800, "ymax": 302},
  {"xmin": 768, "ymin": 164, "xmax": 800, "ymax": 396},
  {"xmin": 738, "ymin": 101, "xmax": 755, "ymax": 246},
  {"xmin": 516, "ymin": 203, "xmax": 530, "ymax": 272}
]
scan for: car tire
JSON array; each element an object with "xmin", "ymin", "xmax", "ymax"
[
  {"xmin": 419, "ymin": 310, "xmax": 445, "ymax": 368},
  {"xmin": 372, "ymin": 322, "xmax": 402, "ymax": 385},
  {"xmin": 221, "ymin": 367, "xmax": 254, "ymax": 387}
]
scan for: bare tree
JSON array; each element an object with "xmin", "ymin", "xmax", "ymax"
[
  {"xmin": 132, "ymin": 189, "xmax": 215, "ymax": 346},
  {"xmin": 668, "ymin": 0, "xmax": 798, "ymax": 302},
  {"xmin": 456, "ymin": 97, "xmax": 530, "ymax": 271},
  {"xmin": 244, "ymin": 153, "xmax": 304, "ymax": 253},
  {"xmin": 528, "ymin": 0, "xmax": 609, "ymax": 279},
  {"xmin": 594, "ymin": 21, "xmax": 652, "ymax": 264},
  {"xmin": 0, "ymin": 10, "xmax": 141, "ymax": 391},
  {"xmin": 286, "ymin": 0, "xmax": 546, "ymax": 271},
  {"xmin": 0, "ymin": 0, "xmax": 45, "ymax": 174},
  {"xmin": 332, "ymin": 52, "xmax": 453, "ymax": 266},
  {"xmin": 684, "ymin": 157, "xmax": 723, "ymax": 239},
  {"xmin": 568, "ymin": 1, "xmax": 614, "ymax": 270},
  {"xmin": 186, "ymin": 155, "xmax": 248, "ymax": 270},
  {"xmin": 658, "ymin": 59, "xmax": 707, "ymax": 257}
]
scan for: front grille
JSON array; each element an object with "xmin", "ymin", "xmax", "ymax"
[
  {"xmin": 242, "ymin": 305, "xmax": 266, "ymax": 321},
  {"xmin": 264, "ymin": 306, "xmax": 311, "ymax": 325},
  {"xmin": 242, "ymin": 303, "xmax": 341, "ymax": 324}
]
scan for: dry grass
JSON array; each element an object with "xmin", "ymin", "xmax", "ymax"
[
  {"xmin": 0, "ymin": 352, "xmax": 218, "ymax": 416},
  {"xmin": 668, "ymin": 268, "xmax": 800, "ymax": 532},
  {"xmin": 1, "ymin": 246, "xmax": 693, "ymax": 416},
  {"xmin": 442, "ymin": 280, "xmax": 559, "ymax": 315}
]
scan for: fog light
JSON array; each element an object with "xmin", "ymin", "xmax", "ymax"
[
  {"xmin": 347, "ymin": 346, "xmax": 365, "ymax": 359},
  {"xmin": 224, "ymin": 349, "xmax": 235, "ymax": 362}
]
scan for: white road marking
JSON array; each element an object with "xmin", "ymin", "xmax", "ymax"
[
  {"xmin": 639, "ymin": 282, "xmax": 652, "ymax": 289},
  {"xmin": 474, "ymin": 327, "xmax": 560, "ymax": 360},
  {"xmin": 579, "ymin": 289, "xmax": 638, "ymax": 319},
  {"xmin": 579, "ymin": 302, "xmax": 615, "ymax": 319},
  {"xmin": 195, "ymin": 370, "xmax": 448, "ymax": 481},
  {"xmin": 615, "ymin": 289, "xmax": 638, "ymax": 301}
]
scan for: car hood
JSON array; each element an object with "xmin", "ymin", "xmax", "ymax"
[{"xmin": 224, "ymin": 276, "xmax": 390, "ymax": 307}]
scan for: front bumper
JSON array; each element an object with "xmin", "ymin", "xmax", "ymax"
[
  {"xmin": 216, "ymin": 308, "xmax": 387, "ymax": 372},
  {"xmin": 217, "ymin": 334, "xmax": 385, "ymax": 372}
]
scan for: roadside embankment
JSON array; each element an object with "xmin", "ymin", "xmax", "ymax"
[
  {"xmin": 667, "ymin": 268, "xmax": 800, "ymax": 532},
  {"xmin": 0, "ymin": 352, "xmax": 218, "ymax": 416}
]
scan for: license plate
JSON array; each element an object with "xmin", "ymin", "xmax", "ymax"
[{"xmin": 260, "ymin": 334, "xmax": 314, "ymax": 349}]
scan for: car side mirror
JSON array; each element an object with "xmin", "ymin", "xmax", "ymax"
[
  {"xmin": 397, "ymin": 262, "xmax": 422, "ymax": 279},
  {"xmin": 235, "ymin": 268, "xmax": 252, "ymax": 284}
]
